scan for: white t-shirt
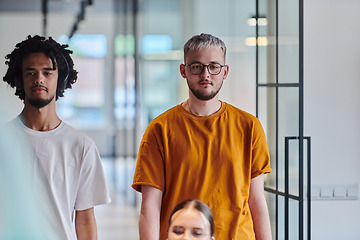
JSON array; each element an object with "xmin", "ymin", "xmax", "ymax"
[{"xmin": 8, "ymin": 117, "xmax": 111, "ymax": 240}]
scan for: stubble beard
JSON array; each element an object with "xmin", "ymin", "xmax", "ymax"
[
  {"xmin": 187, "ymin": 79, "xmax": 223, "ymax": 101},
  {"xmin": 27, "ymin": 95, "xmax": 55, "ymax": 109}
]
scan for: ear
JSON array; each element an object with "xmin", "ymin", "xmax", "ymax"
[
  {"xmin": 180, "ymin": 63, "xmax": 187, "ymax": 78},
  {"xmin": 223, "ymin": 65, "xmax": 229, "ymax": 80}
]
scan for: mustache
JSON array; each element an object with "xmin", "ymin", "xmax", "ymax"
[{"xmin": 31, "ymin": 85, "xmax": 48, "ymax": 91}]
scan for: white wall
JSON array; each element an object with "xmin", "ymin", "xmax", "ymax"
[{"xmin": 304, "ymin": 0, "xmax": 360, "ymax": 239}]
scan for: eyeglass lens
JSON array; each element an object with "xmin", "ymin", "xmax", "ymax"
[{"xmin": 189, "ymin": 63, "xmax": 222, "ymax": 75}]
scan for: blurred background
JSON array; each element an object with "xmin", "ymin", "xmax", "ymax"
[{"xmin": 0, "ymin": 0, "xmax": 359, "ymax": 240}]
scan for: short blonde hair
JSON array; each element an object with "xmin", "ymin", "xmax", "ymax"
[{"xmin": 183, "ymin": 33, "xmax": 226, "ymax": 61}]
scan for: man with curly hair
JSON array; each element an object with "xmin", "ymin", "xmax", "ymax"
[{"xmin": 2, "ymin": 35, "xmax": 111, "ymax": 240}]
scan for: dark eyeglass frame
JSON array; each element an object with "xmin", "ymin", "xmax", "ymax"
[{"xmin": 185, "ymin": 63, "xmax": 225, "ymax": 75}]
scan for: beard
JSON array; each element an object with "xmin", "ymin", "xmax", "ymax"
[
  {"xmin": 187, "ymin": 79, "xmax": 223, "ymax": 101},
  {"xmin": 27, "ymin": 95, "xmax": 54, "ymax": 109}
]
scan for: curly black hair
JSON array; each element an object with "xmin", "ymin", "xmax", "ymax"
[{"xmin": 3, "ymin": 35, "xmax": 78, "ymax": 101}]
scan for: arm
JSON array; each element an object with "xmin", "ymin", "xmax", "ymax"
[
  {"xmin": 139, "ymin": 185, "xmax": 163, "ymax": 240},
  {"xmin": 75, "ymin": 207, "xmax": 97, "ymax": 240},
  {"xmin": 248, "ymin": 174, "xmax": 272, "ymax": 240}
]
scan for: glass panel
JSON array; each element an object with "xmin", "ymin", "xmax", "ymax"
[
  {"xmin": 278, "ymin": 195, "xmax": 285, "ymax": 240},
  {"xmin": 140, "ymin": 0, "xmax": 182, "ymax": 123},
  {"xmin": 115, "ymin": 52, "xmax": 136, "ymax": 157},
  {"xmin": 115, "ymin": 57, "xmax": 136, "ymax": 124},
  {"xmin": 265, "ymin": 191, "xmax": 277, "ymax": 240},
  {"xmin": 278, "ymin": 0, "xmax": 299, "ymax": 84},
  {"xmin": 259, "ymin": 87, "xmax": 277, "ymax": 190},
  {"xmin": 141, "ymin": 60, "xmax": 179, "ymax": 121},
  {"xmin": 57, "ymin": 57, "xmax": 105, "ymax": 128},
  {"xmin": 289, "ymin": 138, "xmax": 299, "ymax": 197},
  {"xmin": 289, "ymin": 199, "xmax": 299, "ymax": 240},
  {"xmin": 258, "ymin": 0, "xmax": 276, "ymax": 84},
  {"xmin": 278, "ymin": 87, "xmax": 299, "ymax": 193},
  {"xmin": 303, "ymin": 195, "xmax": 309, "ymax": 239}
]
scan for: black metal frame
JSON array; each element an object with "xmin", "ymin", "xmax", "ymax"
[{"xmin": 255, "ymin": 0, "xmax": 309, "ymax": 239}]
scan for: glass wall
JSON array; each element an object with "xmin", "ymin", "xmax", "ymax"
[
  {"xmin": 138, "ymin": 0, "xmax": 258, "ymax": 125},
  {"xmin": 57, "ymin": 34, "xmax": 107, "ymax": 127},
  {"xmin": 256, "ymin": 0, "xmax": 309, "ymax": 240}
]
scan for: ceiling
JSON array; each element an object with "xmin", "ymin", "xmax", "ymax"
[{"xmin": 0, "ymin": 0, "xmax": 114, "ymax": 13}]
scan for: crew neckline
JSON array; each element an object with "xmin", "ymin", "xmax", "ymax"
[
  {"xmin": 15, "ymin": 116, "xmax": 64, "ymax": 134},
  {"xmin": 179, "ymin": 100, "xmax": 226, "ymax": 120}
]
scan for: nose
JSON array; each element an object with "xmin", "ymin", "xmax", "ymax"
[
  {"xmin": 34, "ymin": 73, "xmax": 44, "ymax": 84},
  {"xmin": 180, "ymin": 230, "xmax": 191, "ymax": 240},
  {"xmin": 200, "ymin": 66, "xmax": 211, "ymax": 78}
]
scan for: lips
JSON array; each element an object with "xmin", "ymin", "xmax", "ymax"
[
  {"xmin": 199, "ymin": 80, "xmax": 212, "ymax": 86},
  {"xmin": 31, "ymin": 85, "xmax": 48, "ymax": 93}
]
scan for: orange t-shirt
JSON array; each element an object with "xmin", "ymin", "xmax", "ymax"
[{"xmin": 132, "ymin": 101, "xmax": 272, "ymax": 240}]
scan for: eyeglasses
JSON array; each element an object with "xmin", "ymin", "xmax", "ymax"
[{"xmin": 185, "ymin": 63, "xmax": 225, "ymax": 75}]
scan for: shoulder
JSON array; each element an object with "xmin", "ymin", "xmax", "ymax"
[
  {"xmin": 147, "ymin": 105, "xmax": 181, "ymax": 128},
  {"xmin": 60, "ymin": 122, "xmax": 97, "ymax": 148},
  {"xmin": 222, "ymin": 102, "xmax": 266, "ymax": 133},
  {"xmin": 223, "ymin": 102, "xmax": 260, "ymax": 122},
  {"xmin": 140, "ymin": 105, "xmax": 182, "ymax": 144}
]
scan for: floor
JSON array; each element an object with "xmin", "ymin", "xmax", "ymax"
[
  {"xmin": 95, "ymin": 158, "xmax": 141, "ymax": 240},
  {"xmin": 95, "ymin": 191, "xmax": 140, "ymax": 240}
]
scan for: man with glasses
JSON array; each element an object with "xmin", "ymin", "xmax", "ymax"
[{"xmin": 133, "ymin": 33, "xmax": 272, "ymax": 240}]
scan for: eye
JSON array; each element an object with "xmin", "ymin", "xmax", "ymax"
[
  {"xmin": 25, "ymin": 72, "xmax": 35, "ymax": 76},
  {"xmin": 44, "ymin": 72, "xmax": 52, "ymax": 76},
  {"xmin": 173, "ymin": 230, "xmax": 183, "ymax": 235},
  {"xmin": 209, "ymin": 64, "xmax": 220, "ymax": 69},
  {"xmin": 172, "ymin": 226, "xmax": 184, "ymax": 235},
  {"xmin": 192, "ymin": 229, "xmax": 204, "ymax": 237},
  {"xmin": 191, "ymin": 64, "xmax": 203, "ymax": 69}
]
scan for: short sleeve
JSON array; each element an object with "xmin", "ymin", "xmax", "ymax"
[
  {"xmin": 251, "ymin": 118, "xmax": 272, "ymax": 179},
  {"xmin": 132, "ymin": 142, "xmax": 165, "ymax": 192},
  {"xmin": 74, "ymin": 143, "xmax": 111, "ymax": 210}
]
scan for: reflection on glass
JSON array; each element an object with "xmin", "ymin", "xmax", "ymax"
[{"xmin": 247, "ymin": 17, "xmax": 268, "ymax": 26}]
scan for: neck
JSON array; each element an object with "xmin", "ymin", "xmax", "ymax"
[
  {"xmin": 20, "ymin": 100, "xmax": 61, "ymax": 131},
  {"xmin": 184, "ymin": 96, "xmax": 222, "ymax": 116}
]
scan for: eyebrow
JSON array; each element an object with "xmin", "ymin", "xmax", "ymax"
[
  {"xmin": 171, "ymin": 226, "xmax": 205, "ymax": 232},
  {"xmin": 172, "ymin": 225, "xmax": 184, "ymax": 228},
  {"xmin": 24, "ymin": 67, "xmax": 55, "ymax": 71}
]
